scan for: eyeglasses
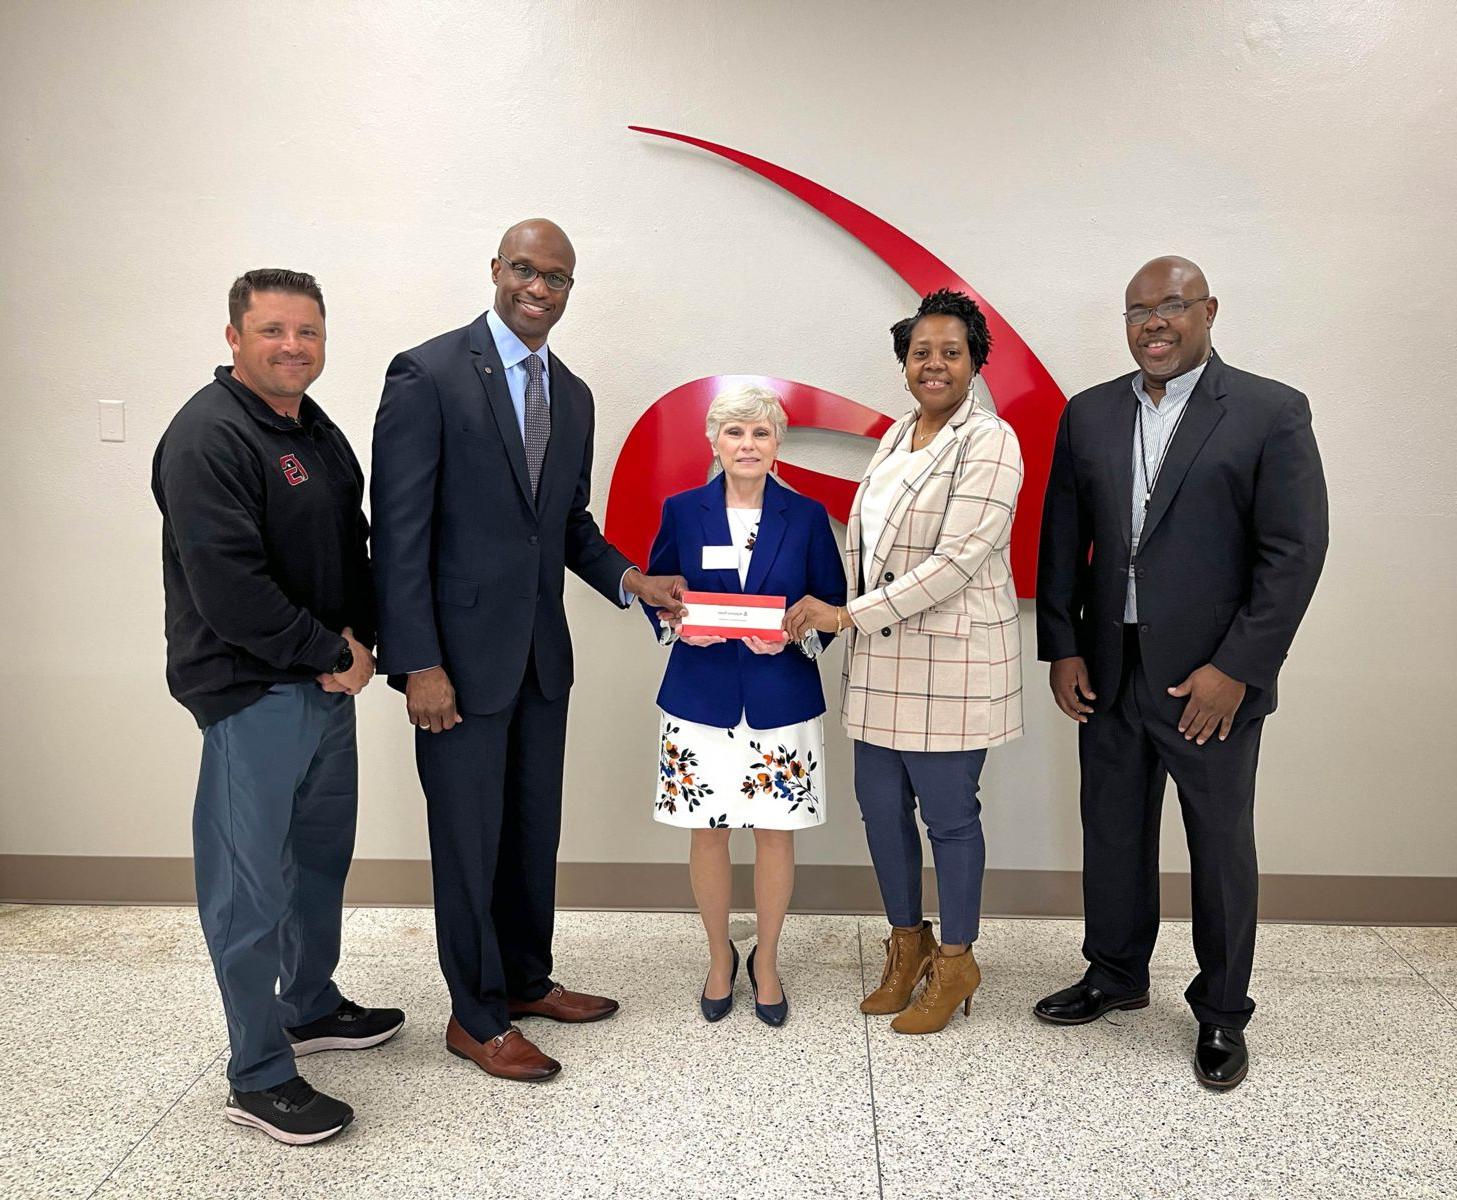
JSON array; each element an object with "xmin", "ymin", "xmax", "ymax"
[
  {"xmin": 1123, "ymin": 296, "xmax": 1209, "ymax": 325},
  {"xmin": 498, "ymin": 254, "xmax": 574, "ymax": 292}
]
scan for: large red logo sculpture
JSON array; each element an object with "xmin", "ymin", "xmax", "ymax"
[{"xmin": 605, "ymin": 127, "xmax": 1065, "ymax": 598}]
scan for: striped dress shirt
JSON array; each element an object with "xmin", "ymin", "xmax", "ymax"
[{"xmin": 1127, "ymin": 358, "xmax": 1208, "ymax": 621}]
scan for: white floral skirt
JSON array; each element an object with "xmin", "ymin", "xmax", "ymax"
[{"xmin": 654, "ymin": 708, "xmax": 826, "ymax": 830}]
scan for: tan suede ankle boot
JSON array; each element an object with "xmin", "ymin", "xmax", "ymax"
[
  {"xmin": 860, "ymin": 920, "xmax": 936, "ymax": 1015},
  {"xmin": 890, "ymin": 945, "xmax": 981, "ymax": 1034}
]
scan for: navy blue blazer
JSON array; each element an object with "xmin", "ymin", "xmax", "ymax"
[
  {"xmin": 371, "ymin": 312, "xmax": 632, "ymax": 715},
  {"xmin": 646, "ymin": 474, "xmax": 847, "ymax": 729}
]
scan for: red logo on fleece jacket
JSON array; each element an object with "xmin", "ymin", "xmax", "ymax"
[{"xmin": 279, "ymin": 455, "xmax": 309, "ymax": 486}]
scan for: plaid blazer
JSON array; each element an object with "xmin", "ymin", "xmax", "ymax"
[{"xmin": 841, "ymin": 395, "xmax": 1024, "ymax": 751}]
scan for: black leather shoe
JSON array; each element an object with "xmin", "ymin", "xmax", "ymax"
[
  {"xmin": 700, "ymin": 942, "xmax": 739, "ymax": 1023},
  {"xmin": 1194, "ymin": 1023, "xmax": 1248, "ymax": 1089},
  {"xmin": 746, "ymin": 945, "xmax": 788, "ymax": 1027},
  {"xmin": 1033, "ymin": 980, "xmax": 1150, "ymax": 1025}
]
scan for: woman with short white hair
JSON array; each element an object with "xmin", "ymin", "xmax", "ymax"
[
  {"xmin": 707, "ymin": 384, "xmax": 789, "ymax": 446},
  {"xmin": 644, "ymin": 383, "xmax": 846, "ymax": 1027}
]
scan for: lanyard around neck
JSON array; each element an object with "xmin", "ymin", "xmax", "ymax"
[{"xmin": 1136, "ymin": 396, "xmax": 1191, "ymax": 512}]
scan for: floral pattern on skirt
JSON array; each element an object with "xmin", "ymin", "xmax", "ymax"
[
  {"xmin": 654, "ymin": 708, "xmax": 826, "ymax": 830},
  {"xmin": 740, "ymin": 741, "xmax": 820, "ymax": 818},
  {"xmin": 657, "ymin": 721, "xmax": 715, "ymax": 817}
]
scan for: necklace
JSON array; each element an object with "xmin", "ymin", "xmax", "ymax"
[
  {"xmin": 728, "ymin": 508, "xmax": 759, "ymax": 551},
  {"xmin": 911, "ymin": 419, "xmax": 945, "ymax": 451}
]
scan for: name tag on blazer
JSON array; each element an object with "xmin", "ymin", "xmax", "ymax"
[{"xmin": 702, "ymin": 545, "xmax": 738, "ymax": 570}]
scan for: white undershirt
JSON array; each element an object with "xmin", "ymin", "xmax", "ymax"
[
  {"xmin": 726, "ymin": 508, "xmax": 760, "ymax": 586},
  {"xmin": 859, "ymin": 423, "xmax": 951, "ymax": 580}
]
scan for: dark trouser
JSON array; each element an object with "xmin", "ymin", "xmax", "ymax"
[
  {"xmin": 853, "ymin": 740, "xmax": 989, "ymax": 945},
  {"xmin": 1079, "ymin": 628, "xmax": 1264, "ymax": 1029},
  {"xmin": 193, "ymin": 684, "xmax": 357, "ymax": 1091},
  {"xmin": 417, "ymin": 653, "xmax": 567, "ymax": 1042}
]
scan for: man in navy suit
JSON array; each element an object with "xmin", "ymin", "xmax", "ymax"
[
  {"xmin": 371, "ymin": 220, "xmax": 684, "ymax": 1081},
  {"xmin": 1033, "ymin": 256, "xmax": 1328, "ymax": 1090}
]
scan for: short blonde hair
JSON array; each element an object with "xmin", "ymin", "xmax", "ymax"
[{"xmin": 705, "ymin": 384, "xmax": 788, "ymax": 444}]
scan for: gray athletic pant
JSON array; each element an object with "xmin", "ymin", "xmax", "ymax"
[{"xmin": 193, "ymin": 684, "xmax": 356, "ymax": 1091}]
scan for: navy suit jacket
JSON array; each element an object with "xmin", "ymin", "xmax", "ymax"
[
  {"xmin": 371, "ymin": 312, "xmax": 632, "ymax": 715},
  {"xmin": 646, "ymin": 474, "xmax": 847, "ymax": 729},
  {"xmin": 1036, "ymin": 352, "xmax": 1328, "ymax": 722}
]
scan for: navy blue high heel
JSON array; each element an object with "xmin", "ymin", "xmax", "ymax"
[
  {"xmin": 746, "ymin": 944, "xmax": 789, "ymax": 1027},
  {"xmin": 700, "ymin": 942, "xmax": 739, "ymax": 1022}
]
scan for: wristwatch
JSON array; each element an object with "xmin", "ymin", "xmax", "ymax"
[{"xmin": 331, "ymin": 639, "xmax": 353, "ymax": 674}]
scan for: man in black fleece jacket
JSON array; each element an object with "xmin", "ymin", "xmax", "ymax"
[{"xmin": 153, "ymin": 269, "xmax": 402, "ymax": 1146}]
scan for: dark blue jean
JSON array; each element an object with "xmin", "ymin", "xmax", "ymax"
[
  {"xmin": 853, "ymin": 741, "xmax": 988, "ymax": 945},
  {"xmin": 193, "ymin": 684, "xmax": 357, "ymax": 1090}
]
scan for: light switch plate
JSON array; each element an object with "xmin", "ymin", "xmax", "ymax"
[{"xmin": 99, "ymin": 400, "xmax": 125, "ymax": 442}]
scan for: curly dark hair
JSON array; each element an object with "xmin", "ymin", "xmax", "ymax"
[{"xmin": 891, "ymin": 289, "xmax": 992, "ymax": 371}]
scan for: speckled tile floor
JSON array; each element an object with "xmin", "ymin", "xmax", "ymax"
[{"xmin": 1, "ymin": 905, "xmax": 1453, "ymax": 1199}]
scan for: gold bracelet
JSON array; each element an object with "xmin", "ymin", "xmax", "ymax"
[{"xmin": 836, "ymin": 606, "xmax": 846, "ymax": 634}]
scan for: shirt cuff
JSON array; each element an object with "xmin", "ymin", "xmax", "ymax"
[
  {"xmin": 303, "ymin": 627, "xmax": 349, "ymax": 675},
  {"xmin": 796, "ymin": 629, "xmax": 823, "ymax": 660},
  {"xmin": 618, "ymin": 567, "xmax": 638, "ymax": 608}
]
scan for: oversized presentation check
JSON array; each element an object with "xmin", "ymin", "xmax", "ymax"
[{"xmin": 680, "ymin": 591, "xmax": 787, "ymax": 641}]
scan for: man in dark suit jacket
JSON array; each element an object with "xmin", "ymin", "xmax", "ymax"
[
  {"xmin": 371, "ymin": 220, "xmax": 684, "ymax": 1082},
  {"xmin": 1033, "ymin": 256, "xmax": 1328, "ymax": 1090}
]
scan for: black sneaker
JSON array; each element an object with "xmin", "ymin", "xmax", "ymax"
[
  {"xmin": 286, "ymin": 997, "xmax": 405, "ymax": 1057},
  {"xmin": 225, "ymin": 1076, "xmax": 353, "ymax": 1145}
]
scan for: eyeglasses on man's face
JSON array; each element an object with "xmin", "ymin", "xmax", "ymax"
[
  {"xmin": 498, "ymin": 254, "xmax": 574, "ymax": 292},
  {"xmin": 1123, "ymin": 296, "xmax": 1210, "ymax": 326}
]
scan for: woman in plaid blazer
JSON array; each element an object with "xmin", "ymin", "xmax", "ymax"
[{"xmin": 785, "ymin": 290, "xmax": 1024, "ymax": 1034}]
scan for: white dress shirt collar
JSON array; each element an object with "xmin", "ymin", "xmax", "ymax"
[
  {"xmin": 486, "ymin": 306, "xmax": 549, "ymax": 372},
  {"xmin": 1131, "ymin": 354, "xmax": 1209, "ymax": 410}
]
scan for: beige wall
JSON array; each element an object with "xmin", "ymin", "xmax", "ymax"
[{"xmin": 1, "ymin": 0, "xmax": 1453, "ymax": 882}]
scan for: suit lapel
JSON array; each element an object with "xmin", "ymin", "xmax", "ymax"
[
  {"xmin": 861, "ymin": 422, "xmax": 906, "ymax": 482},
  {"xmin": 467, "ymin": 314, "xmax": 533, "ymax": 508},
  {"xmin": 534, "ymin": 354, "xmax": 572, "ymax": 513},
  {"xmin": 868, "ymin": 474, "xmax": 916, "ymax": 583},
  {"xmin": 847, "ymin": 418, "xmax": 904, "ymax": 596},
  {"xmin": 1138, "ymin": 355, "xmax": 1227, "ymax": 549},
  {"xmin": 867, "ymin": 401, "xmax": 969, "ymax": 581},
  {"xmin": 699, "ymin": 476, "xmax": 740, "ymax": 594},
  {"xmin": 845, "ymin": 486, "xmax": 865, "ymax": 600},
  {"xmin": 859, "ymin": 416, "xmax": 911, "ymax": 584},
  {"xmin": 743, "ymin": 476, "xmax": 789, "ymax": 595},
  {"xmin": 1110, "ymin": 382, "xmax": 1137, "ymax": 555}
]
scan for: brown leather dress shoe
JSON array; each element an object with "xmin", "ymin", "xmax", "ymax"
[
  {"xmin": 445, "ymin": 1017, "xmax": 560, "ymax": 1082},
  {"xmin": 508, "ymin": 983, "xmax": 619, "ymax": 1023}
]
